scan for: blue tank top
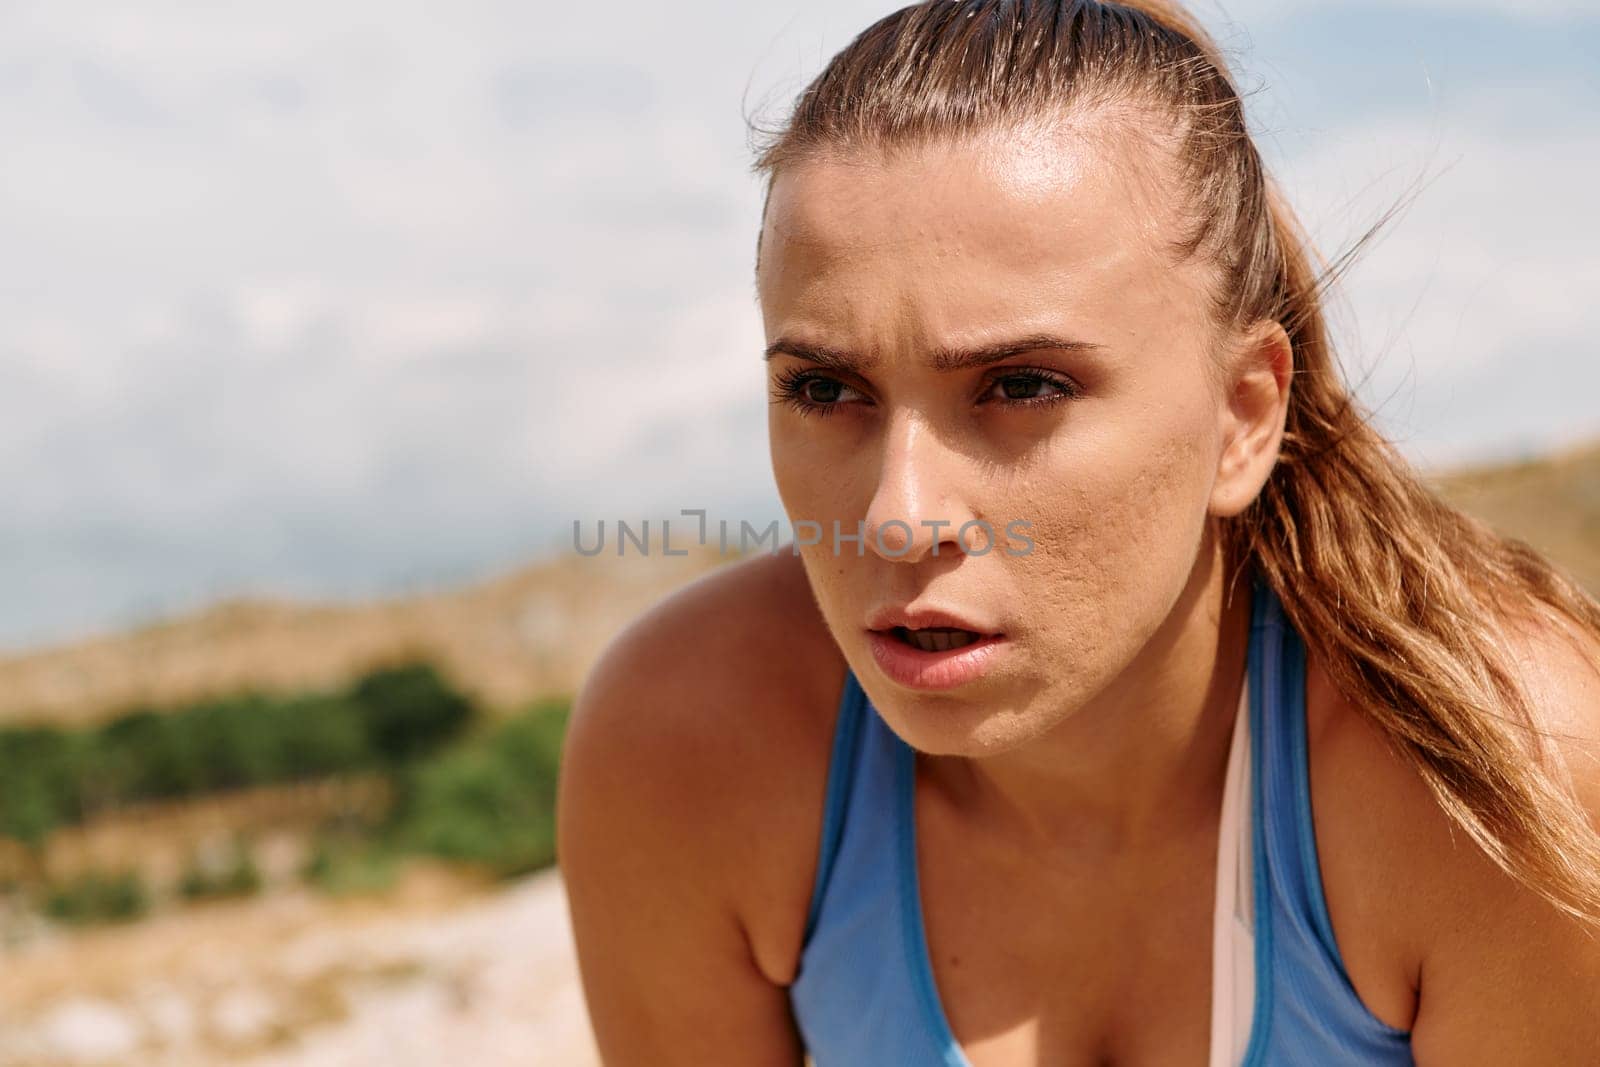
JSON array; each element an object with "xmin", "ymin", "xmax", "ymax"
[{"xmin": 787, "ymin": 576, "xmax": 1414, "ymax": 1064}]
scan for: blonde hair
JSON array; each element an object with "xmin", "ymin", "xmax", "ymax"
[{"xmin": 752, "ymin": 0, "xmax": 1600, "ymax": 923}]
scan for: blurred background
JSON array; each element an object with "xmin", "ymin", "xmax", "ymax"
[{"xmin": 0, "ymin": 1, "xmax": 1596, "ymax": 1064}]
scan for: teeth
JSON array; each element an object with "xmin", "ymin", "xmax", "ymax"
[{"xmin": 902, "ymin": 627, "xmax": 980, "ymax": 653}]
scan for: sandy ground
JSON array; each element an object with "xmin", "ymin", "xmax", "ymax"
[{"xmin": 0, "ymin": 867, "xmax": 599, "ymax": 1067}]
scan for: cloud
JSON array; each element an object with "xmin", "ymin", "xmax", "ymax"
[{"xmin": 0, "ymin": 0, "xmax": 796, "ymax": 648}]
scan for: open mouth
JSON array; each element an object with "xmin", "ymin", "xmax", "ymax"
[
  {"xmin": 867, "ymin": 624, "xmax": 1007, "ymax": 690},
  {"xmin": 888, "ymin": 626, "xmax": 989, "ymax": 653}
]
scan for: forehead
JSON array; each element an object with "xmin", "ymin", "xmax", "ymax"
[{"xmin": 756, "ymin": 116, "xmax": 1209, "ymax": 345}]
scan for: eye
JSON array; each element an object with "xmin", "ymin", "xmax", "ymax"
[
  {"xmin": 981, "ymin": 369, "xmax": 1079, "ymax": 408},
  {"xmin": 770, "ymin": 368, "xmax": 869, "ymax": 418},
  {"xmin": 798, "ymin": 378, "xmax": 846, "ymax": 404}
]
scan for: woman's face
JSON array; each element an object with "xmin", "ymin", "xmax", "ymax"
[{"xmin": 758, "ymin": 117, "xmax": 1254, "ymax": 757}]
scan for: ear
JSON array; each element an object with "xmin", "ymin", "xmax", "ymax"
[{"xmin": 1208, "ymin": 320, "xmax": 1292, "ymax": 518}]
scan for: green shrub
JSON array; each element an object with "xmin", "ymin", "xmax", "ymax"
[
  {"xmin": 40, "ymin": 869, "xmax": 149, "ymax": 924},
  {"xmin": 0, "ymin": 773, "xmax": 66, "ymax": 848},
  {"xmin": 275, "ymin": 694, "xmax": 372, "ymax": 779},
  {"xmin": 350, "ymin": 661, "xmax": 475, "ymax": 765},
  {"xmin": 0, "ymin": 659, "xmax": 477, "ymax": 847},
  {"xmin": 97, "ymin": 708, "xmax": 203, "ymax": 801},
  {"xmin": 0, "ymin": 726, "xmax": 90, "ymax": 843},
  {"xmin": 391, "ymin": 700, "xmax": 569, "ymax": 879},
  {"xmin": 186, "ymin": 695, "xmax": 287, "ymax": 790}
]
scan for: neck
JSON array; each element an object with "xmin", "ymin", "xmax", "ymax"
[{"xmin": 928, "ymin": 540, "xmax": 1252, "ymax": 855}]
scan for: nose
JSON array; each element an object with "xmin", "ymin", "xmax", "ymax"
[{"xmin": 862, "ymin": 412, "xmax": 979, "ymax": 563}]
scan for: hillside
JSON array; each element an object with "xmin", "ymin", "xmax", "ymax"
[
  {"xmin": 1430, "ymin": 437, "xmax": 1600, "ymax": 594},
  {"xmin": 0, "ymin": 545, "xmax": 731, "ymax": 727}
]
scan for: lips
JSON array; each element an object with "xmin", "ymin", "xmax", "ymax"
[
  {"xmin": 865, "ymin": 606, "xmax": 1000, "ymax": 635},
  {"xmin": 864, "ymin": 605, "xmax": 1007, "ymax": 691}
]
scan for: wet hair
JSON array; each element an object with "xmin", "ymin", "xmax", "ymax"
[{"xmin": 752, "ymin": 0, "xmax": 1600, "ymax": 923}]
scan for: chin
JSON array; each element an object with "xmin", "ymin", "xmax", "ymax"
[{"xmin": 869, "ymin": 684, "xmax": 1053, "ymax": 758}]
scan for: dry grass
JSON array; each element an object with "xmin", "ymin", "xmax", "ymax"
[
  {"xmin": 0, "ymin": 545, "xmax": 735, "ymax": 727},
  {"xmin": 1430, "ymin": 437, "xmax": 1600, "ymax": 594},
  {"xmin": 0, "ymin": 776, "xmax": 391, "ymax": 891}
]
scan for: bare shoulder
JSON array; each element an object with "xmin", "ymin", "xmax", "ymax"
[
  {"xmin": 558, "ymin": 548, "xmax": 847, "ymax": 983},
  {"xmin": 1307, "ymin": 605, "xmax": 1600, "ymax": 1061}
]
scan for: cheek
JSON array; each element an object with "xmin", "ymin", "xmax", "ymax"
[
  {"xmin": 769, "ymin": 417, "xmax": 834, "ymax": 520},
  {"xmin": 767, "ymin": 422, "xmax": 870, "ymax": 641},
  {"xmin": 769, "ymin": 410, "xmax": 884, "ymax": 539},
  {"xmin": 1003, "ymin": 396, "xmax": 1217, "ymax": 670}
]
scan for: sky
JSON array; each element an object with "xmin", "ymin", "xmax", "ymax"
[{"xmin": 2, "ymin": 0, "xmax": 1597, "ymax": 651}]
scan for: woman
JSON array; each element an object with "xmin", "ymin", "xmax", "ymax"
[{"xmin": 558, "ymin": 1, "xmax": 1600, "ymax": 1063}]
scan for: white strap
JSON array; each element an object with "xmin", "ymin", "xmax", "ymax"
[{"xmin": 1208, "ymin": 676, "xmax": 1256, "ymax": 1067}]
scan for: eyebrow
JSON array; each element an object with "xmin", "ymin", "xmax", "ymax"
[{"xmin": 762, "ymin": 333, "xmax": 1102, "ymax": 373}]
